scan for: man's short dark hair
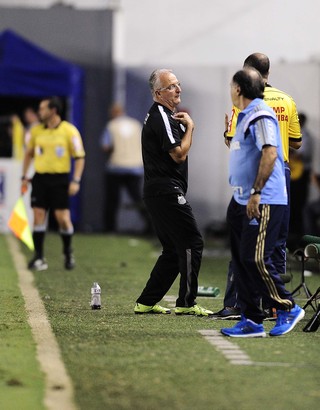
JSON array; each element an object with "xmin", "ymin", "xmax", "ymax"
[
  {"xmin": 45, "ymin": 96, "xmax": 63, "ymax": 116},
  {"xmin": 233, "ymin": 69, "xmax": 265, "ymax": 100},
  {"xmin": 243, "ymin": 53, "xmax": 270, "ymax": 78}
]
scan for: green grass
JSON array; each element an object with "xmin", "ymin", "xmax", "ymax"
[
  {"xmin": 3, "ymin": 233, "xmax": 320, "ymax": 409},
  {"xmin": 0, "ymin": 235, "xmax": 45, "ymax": 410}
]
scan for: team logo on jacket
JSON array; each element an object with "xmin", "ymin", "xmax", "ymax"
[
  {"xmin": 177, "ymin": 194, "xmax": 186, "ymax": 205},
  {"xmin": 179, "ymin": 124, "xmax": 186, "ymax": 132}
]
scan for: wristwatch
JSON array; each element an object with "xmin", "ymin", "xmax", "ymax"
[{"xmin": 250, "ymin": 188, "xmax": 261, "ymax": 195}]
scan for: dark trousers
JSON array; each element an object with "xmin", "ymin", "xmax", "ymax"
[
  {"xmin": 104, "ymin": 172, "xmax": 147, "ymax": 232},
  {"xmin": 136, "ymin": 194, "xmax": 203, "ymax": 307},
  {"xmin": 223, "ymin": 260, "xmax": 237, "ymax": 307},
  {"xmin": 289, "ymin": 169, "xmax": 310, "ymax": 248},
  {"xmin": 223, "ymin": 166, "xmax": 291, "ymax": 308},
  {"xmin": 227, "ymin": 197, "xmax": 294, "ymax": 324},
  {"xmin": 271, "ymin": 164, "xmax": 291, "ymax": 274},
  {"xmin": 304, "ymin": 198, "xmax": 320, "ymax": 236}
]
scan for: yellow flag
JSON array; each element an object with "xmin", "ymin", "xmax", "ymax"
[{"xmin": 7, "ymin": 197, "xmax": 34, "ymax": 251}]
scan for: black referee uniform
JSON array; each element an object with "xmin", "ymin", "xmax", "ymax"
[{"xmin": 136, "ymin": 102, "xmax": 203, "ymax": 308}]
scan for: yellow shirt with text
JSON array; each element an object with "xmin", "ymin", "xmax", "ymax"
[
  {"xmin": 27, "ymin": 121, "xmax": 85, "ymax": 173},
  {"xmin": 226, "ymin": 85, "xmax": 301, "ymax": 162}
]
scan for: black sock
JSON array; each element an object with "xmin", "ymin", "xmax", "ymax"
[
  {"xmin": 33, "ymin": 231, "xmax": 45, "ymax": 259},
  {"xmin": 60, "ymin": 233, "xmax": 73, "ymax": 255}
]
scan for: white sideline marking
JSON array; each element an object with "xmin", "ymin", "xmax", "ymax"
[
  {"xmin": 163, "ymin": 294, "xmax": 222, "ymax": 309},
  {"xmin": 163, "ymin": 295, "xmax": 176, "ymax": 307},
  {"xmin": 7, "ymin": 236, "xmax": 77, "ymax": 410},
  {"xmin": 199, "ymin": 330, "xmax": 299, "ymax": 367},
  {"xmin": 199, "ymin": 329, "xmax": 253, "ymax": 365}
]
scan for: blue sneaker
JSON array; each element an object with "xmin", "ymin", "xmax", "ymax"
[
  {"xmin": 269, "ymin": 305, "xmax": 305, "ymax": 336},
  {"xmin": 221, "ymin": 318, "xmax": 266, "ymax": 338}
]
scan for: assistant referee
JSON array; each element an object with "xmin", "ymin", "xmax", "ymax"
[
  {"xmin": 21, "ymin": 96, "xmax": 85, "ymax": 271},
  {"xmin": 134, "ymin": 69, "xmax": 213, "ymax": 316}
]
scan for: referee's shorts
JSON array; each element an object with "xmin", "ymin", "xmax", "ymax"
[{"xmin": 31, "ymin": 173, "xmax": 70, "ymax": 210}]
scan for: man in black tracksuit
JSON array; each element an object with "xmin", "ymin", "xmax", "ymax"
[{"xmin": 134, "ymin": 68, "xmax": 213, "ymax": 316}]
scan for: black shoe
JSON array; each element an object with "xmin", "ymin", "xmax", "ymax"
[
  {"xmin": 211, "ymin": 306, "xmax": 241, "ymax": 320},
  {"xmin": 64, "ymin": 253, "xmax": 75, "ymax": 270},
  {"xmin": 263, "ymin": 307, "xmax": 277, "ymax": 321}
]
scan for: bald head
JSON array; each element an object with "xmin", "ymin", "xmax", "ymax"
[{"xmin": 243, "ymin": 53, "xmax": 270, "ymax": 79}]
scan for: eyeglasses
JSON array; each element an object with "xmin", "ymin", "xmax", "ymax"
[{"xmin": 157, "ymin": 82, "xmax": 181, "ymax": 92}]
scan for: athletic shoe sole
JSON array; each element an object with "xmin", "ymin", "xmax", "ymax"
[
  {"xmin": 175, "ymin": 307, "xmax": 213, "ymax": 316},
  {"xmin": 211, "ymin": 315, "xmax": 241, "ymax": 320},
  {"xmin": 221, "ymin": 330, "xmax": 266, "ymax": 338},
  {"xmin": 134, "ymin": 310, "xmax": 171, "ymax": 314}
]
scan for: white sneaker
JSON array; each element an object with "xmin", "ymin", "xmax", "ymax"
[{"xmin": 28, "ymin": 257, "xmax": 48, "ymax": 271}]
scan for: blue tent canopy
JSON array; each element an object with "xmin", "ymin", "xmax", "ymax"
[
  {"xmin": 0, "ymin": 29, "xmax": 84, "ymax": 132},
  {"xmin": 0, "ymin": 29, "xmax": 85, "ymax": 225}
]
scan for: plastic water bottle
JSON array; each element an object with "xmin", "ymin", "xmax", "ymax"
[
  {"xmin": 91, "ymin": 282, "xmax": 101, "ymax": 309},
  {"xmin": 197, "ymin": 286, "xmax": 220, "ymax": 297}
]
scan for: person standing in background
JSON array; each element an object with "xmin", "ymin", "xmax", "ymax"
[
  {"xmin": 302, "ymin": 113, "xmax": 320, "ymax": 236},
  {"xmin": 21, "ymin": 96, "xmax": 85, "ymax": 271},
  {"xmin": 101, "ymin": 103, "xmax": 151, "ymax": 234},
  {"xmin": 289, "ymin": 112, "xmax": 313, "ymax": 248},
  {"xmin": 11, "ymin": 114, "xmax": 25, "ymax": 160},
  {"xmin": 0, "ymin": 107, "xmax": 39, "ymax": 160},
  {"xmin": 304, "ymin": 173, "xmax": 320, "ymax": 237},
  {"xmin": 23, "ymin": 106, "xmax": 40, "ymax": 146}
]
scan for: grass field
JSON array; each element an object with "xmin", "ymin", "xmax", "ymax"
[
  {"xmin": 0, "ymin": 235, "xmax": 45, "ymax": 410},
  {"xmin": 1, "ymin": 232, "xmax": 320, "ymax": 410}
]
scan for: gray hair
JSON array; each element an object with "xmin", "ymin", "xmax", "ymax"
[{"xmin": 149, "ymin": 68, "xmax": 173, "ymax": 96}]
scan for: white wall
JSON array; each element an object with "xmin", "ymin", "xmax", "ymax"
[
  {"xmin": 120, "ymin": 0, "xmax": 320, "ymax": 67},
  {"xmin": 126, "ymin": 62, "xmax": 320, "ymax": 230},
  {"xmin": 3, "ymin": 0, "xmax": 320, "ymax": 66},
  {"xmin": 172, "ymin": 63, "xmax": 320, "ymax": 228},
  {"xmin": 116, "ymin": 0, "xmax": 320, "ymax": 229}
]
